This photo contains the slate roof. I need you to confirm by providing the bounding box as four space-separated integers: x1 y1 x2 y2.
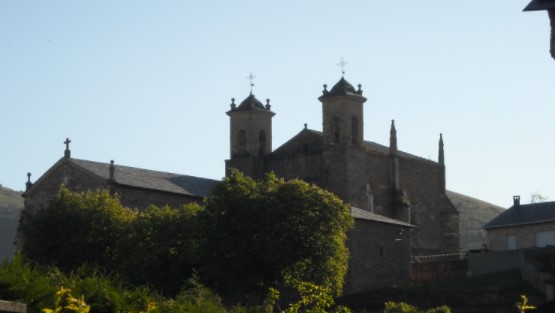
235 93 266 111
319 77 366 100
483 201 555 229
69 158 219 198
350 206 414 227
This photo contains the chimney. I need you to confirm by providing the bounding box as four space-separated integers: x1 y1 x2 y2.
513 195 521 208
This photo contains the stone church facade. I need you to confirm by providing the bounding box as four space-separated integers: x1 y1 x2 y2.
226 76 459 255
21 75 462 295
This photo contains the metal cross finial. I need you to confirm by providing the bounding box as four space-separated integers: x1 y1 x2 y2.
64 138 72 158
246 72 256 93
337 57 348 76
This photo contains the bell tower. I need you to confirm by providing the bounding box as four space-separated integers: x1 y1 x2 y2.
225 92 275 178
318 76 367 146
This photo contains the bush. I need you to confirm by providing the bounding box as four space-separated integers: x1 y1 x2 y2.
202 170 353 298
384 302 451 313
22 186 136 272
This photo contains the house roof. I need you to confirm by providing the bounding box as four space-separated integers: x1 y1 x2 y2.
350 206 414 227
69 158 219 198
483 201 555 229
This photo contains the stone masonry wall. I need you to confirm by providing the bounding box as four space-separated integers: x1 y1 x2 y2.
397 157 459 253
266 153 326 186
265 143 459 254
342 147 392 215
344 219 411 294
24 159 203 215
24 160 107 216
487 222 555 250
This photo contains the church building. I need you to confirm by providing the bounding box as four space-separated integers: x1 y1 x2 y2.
21 74 468 295
226 75 459 255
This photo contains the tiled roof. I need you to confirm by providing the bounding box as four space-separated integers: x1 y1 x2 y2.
69 159 219 198
350 206 414 227
483 201 555 229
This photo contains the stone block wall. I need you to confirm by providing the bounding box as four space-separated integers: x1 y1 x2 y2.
344 219 411 295
486 222 555 250
0 300 26 313
24 160 106 215
397 157 459 253
264 142 460 254
267 154 326 186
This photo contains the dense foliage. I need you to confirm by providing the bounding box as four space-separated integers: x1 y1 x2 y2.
383 302 451 313
22 186 203 296
202 170 353 297
118 204 204 295
0 254 246 313
22 172 353 299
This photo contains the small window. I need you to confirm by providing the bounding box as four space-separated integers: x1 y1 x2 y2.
258 130 266 156
379 246 384 257
536 231 555 248
238 129 247 155
507 235 517 250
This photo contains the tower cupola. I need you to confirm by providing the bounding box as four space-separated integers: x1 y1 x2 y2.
227 92 275 160
319 76 367 146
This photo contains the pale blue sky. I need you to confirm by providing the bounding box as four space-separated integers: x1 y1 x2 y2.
1 1 554 208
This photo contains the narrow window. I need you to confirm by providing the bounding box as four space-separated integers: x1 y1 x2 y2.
351 116 359 145
507 235 517 250
332 117 340 144
238 129 247 155
258 130 266 156
379 246 384 257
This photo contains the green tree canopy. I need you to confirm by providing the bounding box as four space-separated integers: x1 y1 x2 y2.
21 186 203 296
118 203 204 295
201 170 354 297
22 186 136 271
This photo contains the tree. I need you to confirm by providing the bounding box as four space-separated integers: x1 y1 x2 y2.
530 192 548 203
22 186 136 272
118 203 204 295
201 170 354 298
22 186 205 296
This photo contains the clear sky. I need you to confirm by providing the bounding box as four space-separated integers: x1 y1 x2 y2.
1 1 554 208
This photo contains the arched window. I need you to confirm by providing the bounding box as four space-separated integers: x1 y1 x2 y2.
258 130 266 156
332 117 340 144
238 129 247 155
351 116 359 145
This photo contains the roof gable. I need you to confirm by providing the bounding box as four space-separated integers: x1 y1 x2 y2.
270 128 324 158
483 201 555 229
270 128 435 163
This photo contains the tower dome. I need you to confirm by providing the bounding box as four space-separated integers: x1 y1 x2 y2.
319 76 366 146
